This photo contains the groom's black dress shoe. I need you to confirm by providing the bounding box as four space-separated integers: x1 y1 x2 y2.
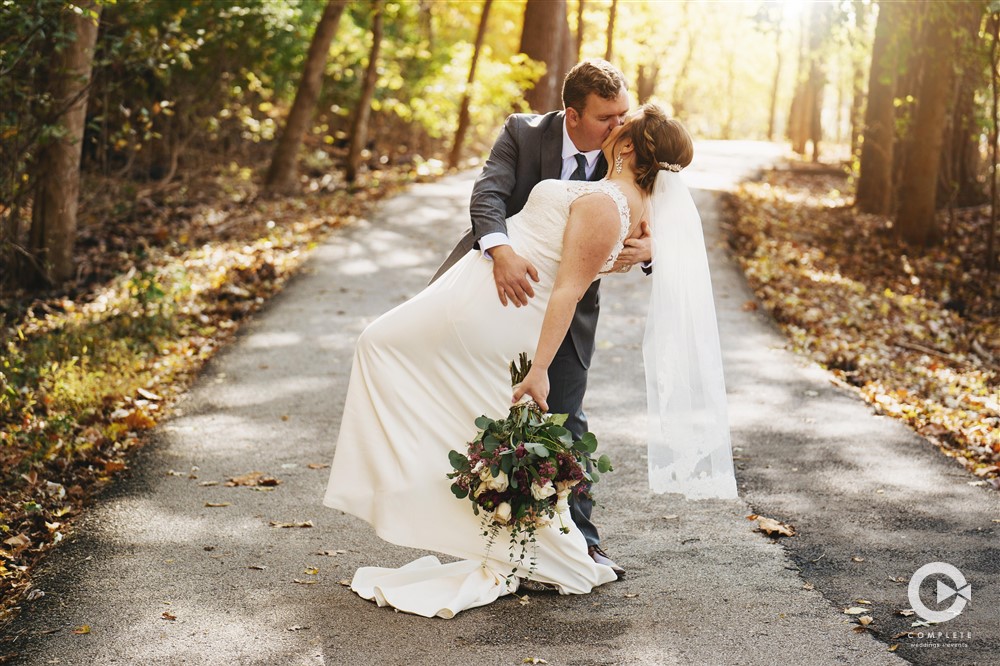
588 545 625 579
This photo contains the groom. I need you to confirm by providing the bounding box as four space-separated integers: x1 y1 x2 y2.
433 59 650 578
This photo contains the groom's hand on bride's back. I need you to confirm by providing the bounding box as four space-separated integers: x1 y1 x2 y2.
489 245 540 307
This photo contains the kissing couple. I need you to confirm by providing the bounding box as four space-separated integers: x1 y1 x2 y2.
323 59 737 618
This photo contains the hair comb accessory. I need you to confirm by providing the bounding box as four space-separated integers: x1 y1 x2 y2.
659 162 682 172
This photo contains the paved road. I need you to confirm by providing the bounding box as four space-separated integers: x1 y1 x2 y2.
5 140 989 665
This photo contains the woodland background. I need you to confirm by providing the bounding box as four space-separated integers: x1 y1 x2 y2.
0 0 997 621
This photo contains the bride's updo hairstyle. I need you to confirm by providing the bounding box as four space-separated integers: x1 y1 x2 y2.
623 104 693 194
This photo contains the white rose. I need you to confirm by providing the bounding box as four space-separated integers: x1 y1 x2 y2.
480 468 509 492
530 480 556 501
555 488 571 514
470 460 485 475
493 502 512 524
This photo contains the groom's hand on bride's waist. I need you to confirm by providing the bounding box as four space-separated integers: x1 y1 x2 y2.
612 221 653 272
488 245 540 307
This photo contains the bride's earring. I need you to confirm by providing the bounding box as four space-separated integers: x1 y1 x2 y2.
614 151 623 174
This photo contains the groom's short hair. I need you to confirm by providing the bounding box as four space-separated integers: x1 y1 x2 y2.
563 59 628 114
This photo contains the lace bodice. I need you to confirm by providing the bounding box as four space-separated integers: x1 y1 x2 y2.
506 179 632 281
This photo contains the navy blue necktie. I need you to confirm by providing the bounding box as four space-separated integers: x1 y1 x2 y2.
569 153 588 181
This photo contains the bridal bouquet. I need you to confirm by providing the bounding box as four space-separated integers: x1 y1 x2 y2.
447 354 612 578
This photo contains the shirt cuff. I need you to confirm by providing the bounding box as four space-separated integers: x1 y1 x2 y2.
479 232 510 259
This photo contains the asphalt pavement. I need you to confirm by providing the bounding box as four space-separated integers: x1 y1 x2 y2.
3 141 995 665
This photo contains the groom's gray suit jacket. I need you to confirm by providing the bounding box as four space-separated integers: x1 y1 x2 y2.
432 111 607 370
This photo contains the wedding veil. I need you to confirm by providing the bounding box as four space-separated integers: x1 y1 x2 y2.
642 171 739 499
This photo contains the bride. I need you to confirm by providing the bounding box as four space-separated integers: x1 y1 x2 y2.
323 103 737 618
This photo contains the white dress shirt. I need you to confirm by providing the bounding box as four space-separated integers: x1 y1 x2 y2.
479 123 600 256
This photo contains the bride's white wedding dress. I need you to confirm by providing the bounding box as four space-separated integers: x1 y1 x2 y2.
323 179 631 618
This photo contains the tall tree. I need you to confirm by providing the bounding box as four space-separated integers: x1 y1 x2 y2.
896 3 966 246
939 4 987 209
345 1 385 183
670 3 696 119
575 0 585 61
521 0 570 112
265 0 348 195
849 0 869 158
25 0 101 287
856 1 900 215
605 0 618 61
636 59 659 104
767 22 783 142
787 3 830 160
449 0 493 169
989 10 999 283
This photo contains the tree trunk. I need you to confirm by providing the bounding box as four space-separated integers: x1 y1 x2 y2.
265 0 347 195
604 0 617 61
575 0 585 61
449 0 493 169
941 4 987 208
345 1 384 183
520 0 570 113
636 61 659 104
805 3 830 161
670 4 695 120
24 0 101 288
856 1 899 215
767 26 782 142
988 12 999 284
849 1 868 157
787 8 810 154
896 4 963 247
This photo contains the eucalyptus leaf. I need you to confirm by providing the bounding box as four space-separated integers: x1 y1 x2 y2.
448 449 470 471
597 454 613 473
474 415 492 429
548 413 569 426
450 483 468 499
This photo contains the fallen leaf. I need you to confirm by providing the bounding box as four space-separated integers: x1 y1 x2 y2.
745 514 759 521
523 659 548 665
161 611 176 621
844 607 868 615
852 556 865 563
802 582 815 591
293 579 318 585
338 579 351 587
72 625 91 635
858 616 873 626
248 565 267 570
137 388 163 401
269 521 313 528
307 463 330 470
227 471 281 487
281 415 290 421
624 593 639 598
897 609 916 617
104 461 126 473
741 300 759 311
303 567 319 575
517 594 530 606
318 549 347 556
204 502 230 508
889 645 899 652
199 481 219 487
287 625 309 631
754 516 795 537
661 514 679 520
855 599 872 605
